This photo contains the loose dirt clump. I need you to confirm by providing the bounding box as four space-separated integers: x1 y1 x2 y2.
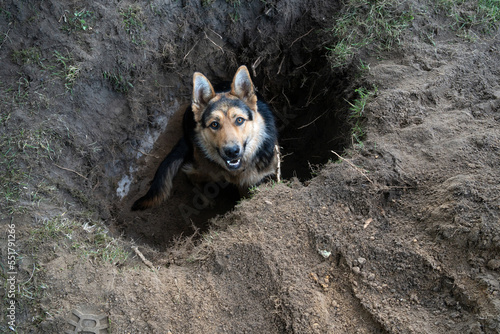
0 0 499 333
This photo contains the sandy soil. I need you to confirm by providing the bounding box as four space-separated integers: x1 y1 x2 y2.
0 0 499 333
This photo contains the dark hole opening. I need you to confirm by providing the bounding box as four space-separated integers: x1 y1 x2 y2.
111 2 357 249
262 51 352 181
113 54 354 250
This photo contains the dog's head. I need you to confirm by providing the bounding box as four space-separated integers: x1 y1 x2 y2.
191 66 264 171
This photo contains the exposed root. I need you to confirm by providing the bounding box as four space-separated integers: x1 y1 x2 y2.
330 150 374 186
132 246 156 271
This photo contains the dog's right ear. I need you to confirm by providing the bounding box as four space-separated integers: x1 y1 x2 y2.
192 72 215 122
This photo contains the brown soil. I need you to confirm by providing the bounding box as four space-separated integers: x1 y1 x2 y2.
1 0 499 333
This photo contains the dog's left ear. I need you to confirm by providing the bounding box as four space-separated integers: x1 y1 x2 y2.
231 65 257 111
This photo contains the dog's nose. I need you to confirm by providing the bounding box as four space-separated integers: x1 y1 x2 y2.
224 145 240 159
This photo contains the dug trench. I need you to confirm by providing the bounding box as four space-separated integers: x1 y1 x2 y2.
112 50 356 250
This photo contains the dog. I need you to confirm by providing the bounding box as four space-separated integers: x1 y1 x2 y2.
131 65 280 211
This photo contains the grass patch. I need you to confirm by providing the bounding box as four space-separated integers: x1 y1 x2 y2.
120 5 145 45
438 0 500 34
103 69 134 93
29 214 130 265
327 0 414 68
61 9 95 33
11 47 82 93
11 76 31 105
15 127 61 161
0 7 13 22
328 0 500 67
12 47 42 66
52 50 80 92
346 86 377 149
0 126 63 215
0 143 29 214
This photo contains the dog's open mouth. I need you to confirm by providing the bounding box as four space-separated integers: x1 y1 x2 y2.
225 158 242 170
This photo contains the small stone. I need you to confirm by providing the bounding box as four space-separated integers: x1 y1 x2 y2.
352 266 361 274
357 257 367 266
487 259 500 270
318 249 332 258
367 273 375 281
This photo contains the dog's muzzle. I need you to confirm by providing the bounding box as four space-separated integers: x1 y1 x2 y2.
222 145 242 170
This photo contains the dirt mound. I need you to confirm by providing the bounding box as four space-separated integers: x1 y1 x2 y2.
0 0 499 333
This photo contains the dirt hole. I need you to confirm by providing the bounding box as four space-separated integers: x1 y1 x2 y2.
114 61 354 249
113 3 356 249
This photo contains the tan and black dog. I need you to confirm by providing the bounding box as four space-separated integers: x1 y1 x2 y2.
132 65 279 211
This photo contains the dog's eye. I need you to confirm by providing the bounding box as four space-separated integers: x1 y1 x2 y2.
209 121 220 130
235 117 245 125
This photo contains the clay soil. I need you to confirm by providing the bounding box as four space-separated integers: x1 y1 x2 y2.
1 0 499 333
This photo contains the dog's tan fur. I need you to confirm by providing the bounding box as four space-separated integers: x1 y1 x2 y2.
184 66 278 192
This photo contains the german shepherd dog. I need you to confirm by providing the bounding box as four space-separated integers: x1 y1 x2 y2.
132 65 280 211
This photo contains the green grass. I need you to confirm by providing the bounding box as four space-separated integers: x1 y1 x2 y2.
12 47 42 66
10 47 81 93
0 7 13 21
0 146 29 214
12 76 31 105
72 225 130 265
328 0 500 68
0 126 63 215
346 86 377 149
120 6 145 45
327 0 414 69
52 50 80 92
437 0 500 34
103 69 134 93
61 9 95 33
30 214 130 265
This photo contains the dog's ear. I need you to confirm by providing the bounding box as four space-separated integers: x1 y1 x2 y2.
230 65 257 110
192 72 215 122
